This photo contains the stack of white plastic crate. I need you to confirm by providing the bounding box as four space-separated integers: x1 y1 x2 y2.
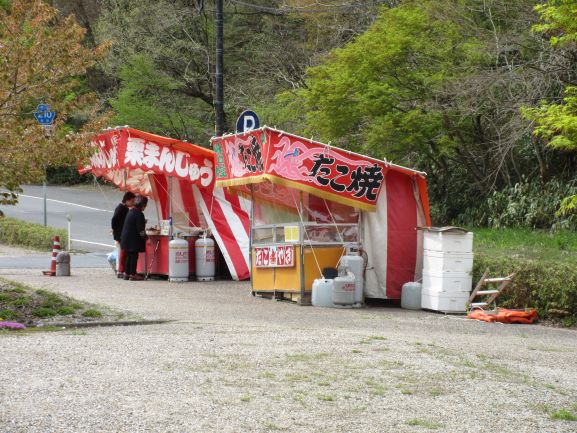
421 229 474 313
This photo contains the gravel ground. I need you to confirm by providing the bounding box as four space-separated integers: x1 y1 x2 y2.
1 264 576 433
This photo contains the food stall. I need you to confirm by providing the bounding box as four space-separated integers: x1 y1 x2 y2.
211 127 431 302
82 127 217 278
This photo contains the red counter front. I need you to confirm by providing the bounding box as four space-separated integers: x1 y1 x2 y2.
137 235 197 276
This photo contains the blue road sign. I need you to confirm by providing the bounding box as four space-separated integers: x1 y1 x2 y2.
34 104 56 126
236 110 260 133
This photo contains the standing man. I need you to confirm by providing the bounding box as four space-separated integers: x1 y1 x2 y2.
120 195 148 281
111 191 135 278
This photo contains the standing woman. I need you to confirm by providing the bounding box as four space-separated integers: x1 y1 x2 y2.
111 192 135 278
120 195 148 281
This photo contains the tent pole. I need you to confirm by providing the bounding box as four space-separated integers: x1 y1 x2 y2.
169 176 173 239
299 191 305 302
249 184 254 292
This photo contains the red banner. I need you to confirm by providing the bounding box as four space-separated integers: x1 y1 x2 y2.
85 128 215 189
212 128 387 211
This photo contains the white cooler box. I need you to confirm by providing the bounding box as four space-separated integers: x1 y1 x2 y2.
423 250 474 273
423 270 472 293
421 288 469 313
424 231 473 253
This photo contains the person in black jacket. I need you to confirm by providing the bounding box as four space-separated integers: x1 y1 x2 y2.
120 195 148 281
111 192 135 278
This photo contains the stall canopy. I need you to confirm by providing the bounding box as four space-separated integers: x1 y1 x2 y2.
81 127 251 280
212 127 431 299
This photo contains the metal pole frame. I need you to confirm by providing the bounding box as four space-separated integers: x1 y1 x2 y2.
299 191 305 302
249 184 254 293
215 0 225 136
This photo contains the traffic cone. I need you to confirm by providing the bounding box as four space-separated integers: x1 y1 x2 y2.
42 236 61 276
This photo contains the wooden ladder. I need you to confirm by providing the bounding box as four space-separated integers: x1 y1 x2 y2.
468 269 515 312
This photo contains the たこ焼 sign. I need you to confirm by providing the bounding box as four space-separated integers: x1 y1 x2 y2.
211 127 388 211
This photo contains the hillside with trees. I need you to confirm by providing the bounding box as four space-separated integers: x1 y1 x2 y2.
4 0 577 229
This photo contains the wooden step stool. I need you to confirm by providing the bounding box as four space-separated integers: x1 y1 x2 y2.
468 269 515 312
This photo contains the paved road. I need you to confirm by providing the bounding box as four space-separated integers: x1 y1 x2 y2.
0 184 158 253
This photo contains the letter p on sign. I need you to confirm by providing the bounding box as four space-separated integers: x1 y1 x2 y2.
236 110 260 133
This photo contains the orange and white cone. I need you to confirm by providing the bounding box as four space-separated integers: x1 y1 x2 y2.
42 236 61 276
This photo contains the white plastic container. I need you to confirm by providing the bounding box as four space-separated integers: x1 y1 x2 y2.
422 270 472 293
421 288 469 313
339 255 364 304
169 238 189 282
424 231 473 253
196 236 216 281
401 282 422 310
423 250 473 273
312 279 335 308
332 273 356 305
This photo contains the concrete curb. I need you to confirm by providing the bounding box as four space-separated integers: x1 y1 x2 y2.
36 319 174 329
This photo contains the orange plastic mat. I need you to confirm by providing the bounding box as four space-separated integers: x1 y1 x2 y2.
467 308 538 324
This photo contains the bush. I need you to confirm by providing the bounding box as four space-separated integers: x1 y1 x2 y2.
473 254 577 325
0 217 67 251
46 166 92 185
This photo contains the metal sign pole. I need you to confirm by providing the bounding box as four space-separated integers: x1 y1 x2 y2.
43 175 47 227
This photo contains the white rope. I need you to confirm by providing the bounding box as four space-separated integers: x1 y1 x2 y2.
322 198 347 269
291 192 323 278
152 176 199 228
91 174 115 212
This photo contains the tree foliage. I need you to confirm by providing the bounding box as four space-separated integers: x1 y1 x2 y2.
523 0 577 151
0 0 108 204
267 0 577 225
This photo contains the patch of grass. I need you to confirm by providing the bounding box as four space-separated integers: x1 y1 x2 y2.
379 359 403 370
10 296 32 308
285 352 328 362
82 309 102 318
0 309 21 320
259 371 276 380
67 330 89 336
528 345 568 353
1 278 109 326
317 394 334 402
550 409 577 421
365 380 387 397
406 419 442 429
240 395 251 402
284 373 310 384
359 335 387 345
428 387 445 397
473 227 577 263
263 421 285 431
56 306 75 316
32 307 57 318
6 287 26 294
352 349 362 353
400 388 414 395
0 217 68 251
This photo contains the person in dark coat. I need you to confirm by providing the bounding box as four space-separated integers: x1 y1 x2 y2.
111 192 135 278
120 195 148 281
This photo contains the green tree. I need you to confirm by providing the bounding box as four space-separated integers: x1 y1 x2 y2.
523 0 577 151
523 0 577 215
0 0 108 205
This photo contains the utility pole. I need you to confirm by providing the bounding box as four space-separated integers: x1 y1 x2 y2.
215 0 225 136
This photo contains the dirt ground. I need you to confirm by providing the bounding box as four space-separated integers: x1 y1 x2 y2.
1 264 576 433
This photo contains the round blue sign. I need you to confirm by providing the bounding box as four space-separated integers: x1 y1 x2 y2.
236 110 260 133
